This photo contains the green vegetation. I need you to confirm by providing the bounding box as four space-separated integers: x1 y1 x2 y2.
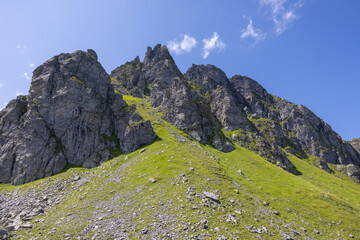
70 76 85 86
2 95 360 239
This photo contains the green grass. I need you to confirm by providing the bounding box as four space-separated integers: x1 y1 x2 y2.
2 95 360 239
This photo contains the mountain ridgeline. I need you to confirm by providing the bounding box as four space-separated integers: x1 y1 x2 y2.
1 44 360 185
110 44 360 182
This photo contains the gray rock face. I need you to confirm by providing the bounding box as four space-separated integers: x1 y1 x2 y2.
347 165 360 183
0 228 7 239
0 49 156 185
110 45 232 151
349 138 360 153
110 44 360 180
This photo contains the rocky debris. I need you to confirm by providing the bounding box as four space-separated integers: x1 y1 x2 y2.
0 175 85 236
203 191 220 203
0 49 156 185
0 228 8 239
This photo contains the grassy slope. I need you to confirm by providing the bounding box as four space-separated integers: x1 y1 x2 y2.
2 95 360 239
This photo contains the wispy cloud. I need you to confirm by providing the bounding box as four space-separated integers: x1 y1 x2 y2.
16 44 28 53
0 82 3 89
16 44 27 49
168 34 197 55
29 63 35 68
202 32 226 59
241 18 267 45
16 91 23 96
259 0 303 35
24 72 31 80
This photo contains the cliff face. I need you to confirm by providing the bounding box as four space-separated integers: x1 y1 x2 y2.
349 138 360 153
1 44 360 185
0 50 156 185
111 44 360 180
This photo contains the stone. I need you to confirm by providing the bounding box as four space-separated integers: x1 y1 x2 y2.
203 191 220 203
237 170 245 176
19 224 32 229
149 178 157 183
0 228 8 240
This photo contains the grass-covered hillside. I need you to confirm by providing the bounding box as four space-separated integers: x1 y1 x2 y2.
1 95 360 240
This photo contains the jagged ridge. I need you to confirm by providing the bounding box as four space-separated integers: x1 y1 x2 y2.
110 44 360 181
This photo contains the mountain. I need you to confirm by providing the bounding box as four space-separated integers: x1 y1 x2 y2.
110 44 360 181
0 50 155 185
0 45 360 239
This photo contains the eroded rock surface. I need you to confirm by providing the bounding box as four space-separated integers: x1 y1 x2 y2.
0 49 156 185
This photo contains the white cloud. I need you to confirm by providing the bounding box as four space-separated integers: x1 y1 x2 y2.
241 19 267 44
259 0 303 35
168 34 197 55
24 72 31 80
202 32 226 59
16 44 27 49
0 82 3 89
16 91 23 96
29 63 35 68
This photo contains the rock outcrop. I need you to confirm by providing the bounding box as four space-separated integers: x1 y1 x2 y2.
111 44 233 151
111 44 360 180
349 138 360 153
0 50 156 185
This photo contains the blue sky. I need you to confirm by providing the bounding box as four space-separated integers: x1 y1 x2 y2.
0 0 359 140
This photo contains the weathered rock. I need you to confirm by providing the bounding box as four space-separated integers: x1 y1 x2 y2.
111 46 238 152
349 138 360 153
347 165 360 183
203 191 219 203
0 228 8 239
0 49 156 185
184 64 254 132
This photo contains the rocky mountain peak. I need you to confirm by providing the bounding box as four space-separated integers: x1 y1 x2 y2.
0 49 156 185
229 75 273 104
144 44 172 65
185 64 232 91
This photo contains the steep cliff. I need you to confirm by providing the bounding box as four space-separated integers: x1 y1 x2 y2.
0 50 156 185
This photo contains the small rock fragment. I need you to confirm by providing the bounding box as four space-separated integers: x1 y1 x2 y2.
149 178 157 183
